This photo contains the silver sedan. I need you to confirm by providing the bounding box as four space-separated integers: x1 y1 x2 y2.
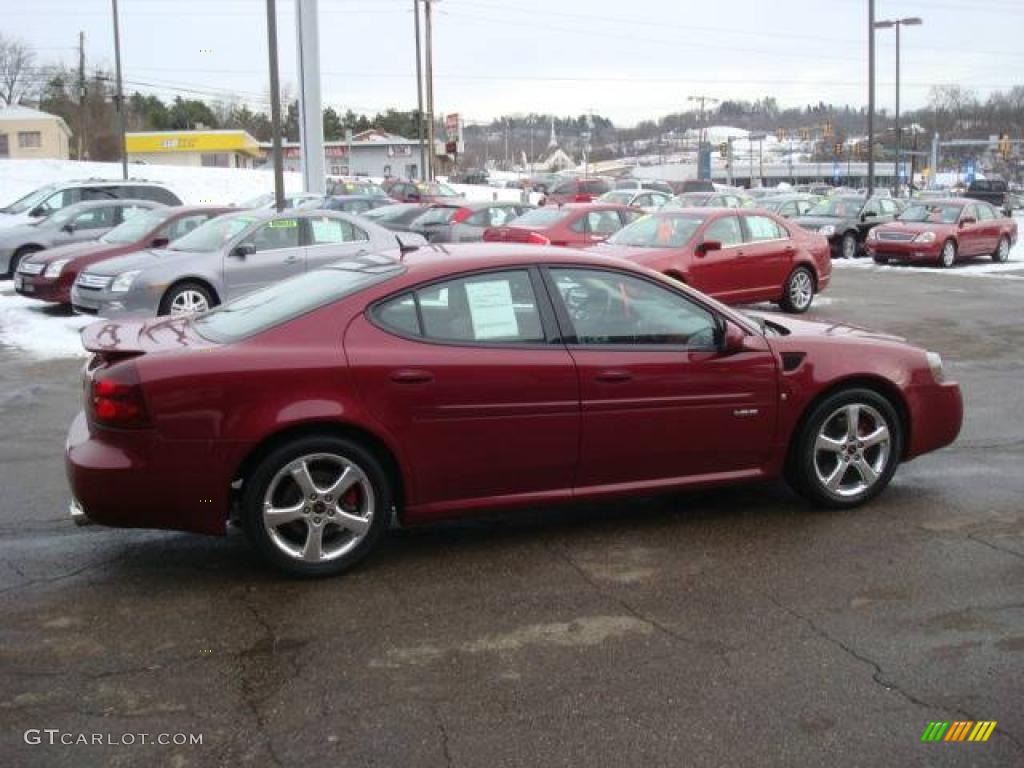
71 208 424 317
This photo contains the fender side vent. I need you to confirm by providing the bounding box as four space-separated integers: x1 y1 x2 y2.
781 352 806 372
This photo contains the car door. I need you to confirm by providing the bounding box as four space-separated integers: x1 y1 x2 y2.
738 214 794 301
957 204 985 256
545 266 778 489
857 199 884 239
222 216 304 299
973 203 1000 253
685 213 747 301
345 268 579 512
304 214 370 268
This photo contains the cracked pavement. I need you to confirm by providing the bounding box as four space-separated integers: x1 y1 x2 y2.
1 266 1023 767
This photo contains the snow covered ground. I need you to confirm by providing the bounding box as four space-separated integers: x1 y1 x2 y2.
0 288 93 359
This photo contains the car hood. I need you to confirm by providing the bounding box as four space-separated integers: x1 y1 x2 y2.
81 315 216 356
22 240 123 266
84 247 209 276
0 211 32 229
793 215 851 230
747 311 906 344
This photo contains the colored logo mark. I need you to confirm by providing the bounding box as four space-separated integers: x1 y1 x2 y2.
921 721 997 742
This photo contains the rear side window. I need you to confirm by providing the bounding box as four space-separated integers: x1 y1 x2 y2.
308 215 367 245
743 215 786 242
582 180 610 195
375 270 545 344
975 204 996 221
81 186 119 202
133 185 181 205
162 213 214 241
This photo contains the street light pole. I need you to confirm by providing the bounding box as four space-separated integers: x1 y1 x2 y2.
111 0 127 180
867 0 876 198
873 16 923 197
266 0 286 211
413 0 426 181
423 0 436 180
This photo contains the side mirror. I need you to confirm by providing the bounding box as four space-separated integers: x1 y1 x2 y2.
29 207 46 218
861 211 876 221
960 216 976 227
695 239 722 257
719 321 747 354
150 236 170 248
232 242 256 258
61 222 75 233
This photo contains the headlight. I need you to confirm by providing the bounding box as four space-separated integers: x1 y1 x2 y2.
44 259 70 278
110 270 141 293
867 228 878 240
926 351 945 383
819 224 836 237
913 231 936 244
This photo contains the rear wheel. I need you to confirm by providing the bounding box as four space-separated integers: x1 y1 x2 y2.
992 235 1010 263
242 435 392 577
840 232 858 259
779 266 815 313
158 281 215 316
787 388 903 509
939 239 957 268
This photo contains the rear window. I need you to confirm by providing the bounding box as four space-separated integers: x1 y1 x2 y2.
511 208 571 227
193 255 403 342
581 179 610 194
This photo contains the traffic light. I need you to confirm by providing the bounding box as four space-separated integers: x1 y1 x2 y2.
719 142 729 158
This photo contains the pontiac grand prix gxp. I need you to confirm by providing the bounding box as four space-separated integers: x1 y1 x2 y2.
67 245 963 577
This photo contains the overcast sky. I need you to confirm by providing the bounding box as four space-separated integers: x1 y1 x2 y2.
7 0 1024 126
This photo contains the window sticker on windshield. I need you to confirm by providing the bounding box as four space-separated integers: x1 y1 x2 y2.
268 218 298 228
465 280 519 340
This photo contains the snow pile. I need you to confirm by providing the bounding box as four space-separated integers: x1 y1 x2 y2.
0 288 92 359
0 158 305 208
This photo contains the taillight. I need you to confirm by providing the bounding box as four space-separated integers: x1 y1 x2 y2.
483 228 500 242
88 363 150 428
450 207 472 224
527 231 551 245
573 194 591 202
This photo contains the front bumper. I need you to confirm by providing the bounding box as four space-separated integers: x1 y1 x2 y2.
14 272 72 303
70 283 152 318
866 240 943 262
904 381 963 460
65 411 230 535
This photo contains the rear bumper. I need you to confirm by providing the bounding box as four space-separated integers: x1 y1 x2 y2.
65 411 230 535
904 381 963 460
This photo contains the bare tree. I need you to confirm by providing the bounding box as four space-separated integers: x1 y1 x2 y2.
0 34 35 106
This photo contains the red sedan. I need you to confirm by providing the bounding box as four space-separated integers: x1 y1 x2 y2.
67 246 962 577
596 208 832 313
483 203 640 247
14 206 235 305
866 198 1017 267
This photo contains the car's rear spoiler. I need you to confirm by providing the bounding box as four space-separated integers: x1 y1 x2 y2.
394 232 423 255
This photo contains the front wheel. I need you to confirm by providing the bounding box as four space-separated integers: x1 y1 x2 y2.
779 266 815 313
158 281 215 316
992 236 1010 263
787 388 903 509
241 436 392 577
939 239 957 268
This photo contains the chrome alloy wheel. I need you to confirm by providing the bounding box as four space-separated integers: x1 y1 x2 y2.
940 240 956 268
262 453 375 563
169 289 210 314
788 270 814 311
813 403 891 498
842 234 857 259
996 237 1010 262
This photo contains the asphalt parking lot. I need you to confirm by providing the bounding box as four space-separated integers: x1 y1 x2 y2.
1 261 1023 767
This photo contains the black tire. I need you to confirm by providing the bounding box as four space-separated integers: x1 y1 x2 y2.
779 266 815 314
786 387 903 509
241 435 392 577
872 253 889 265
840 232 858 259
992 235 1010 263
5 245 42 279
158 281 216 316
939 239 957 269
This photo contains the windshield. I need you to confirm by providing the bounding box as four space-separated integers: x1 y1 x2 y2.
510 208 570 227
608 214 703 248
807 198 861 217
100 208 166 244
413 206 461 226
599 191 636 205
898 203 963 224
169 215 258 252
2 185 57 214
192 255 403 342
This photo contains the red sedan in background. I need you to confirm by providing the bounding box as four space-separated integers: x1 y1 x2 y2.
67 246 961 577
596 208 832 313
483 203 641 247
866 199 1017 267
15 205 235 305
539 177 612 205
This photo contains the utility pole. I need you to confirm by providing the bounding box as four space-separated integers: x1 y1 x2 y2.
413 0 425 181
111 0 128 179
266 0 286 211
77 31 86 161
295 0 325 194
867 0 876 197
873 16 923 197
423 0 436 180
688 94 719 180
504 118 509 170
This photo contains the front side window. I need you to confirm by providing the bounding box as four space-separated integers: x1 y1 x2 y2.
100 207 169 244
587 210 624 236
743 215 786 242
703 215 744 247
975 204 996 221
898 204 961 224
550 268 717 349
252 218 301 251
376 270 545 344
170 215 258 252
71 206 117 230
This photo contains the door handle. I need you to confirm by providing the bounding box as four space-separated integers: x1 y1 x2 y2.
595 369 633 383
389 369 434 384
284 255 300 264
